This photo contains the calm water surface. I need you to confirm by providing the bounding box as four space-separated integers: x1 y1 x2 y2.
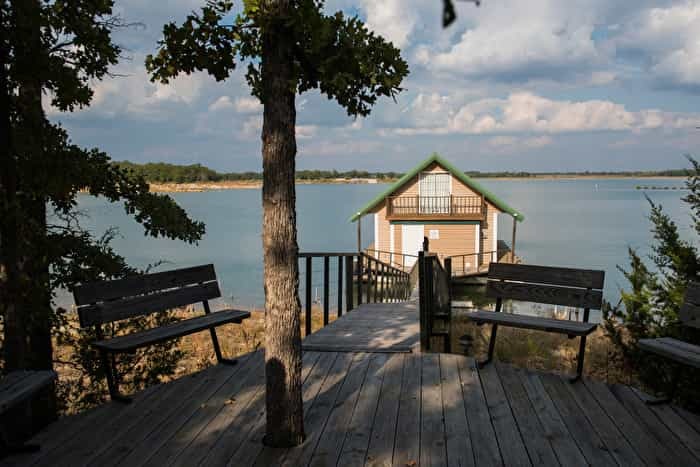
60 178 692 310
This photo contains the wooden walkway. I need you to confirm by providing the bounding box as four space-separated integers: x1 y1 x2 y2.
5 350 700 466
302 301 419 353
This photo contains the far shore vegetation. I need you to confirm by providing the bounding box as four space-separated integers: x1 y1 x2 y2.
115 160 690 191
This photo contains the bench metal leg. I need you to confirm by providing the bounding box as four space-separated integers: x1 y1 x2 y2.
569 335 587 383
479 324 498 369
643 364 681 405
208 327 238 366
100 350 132 403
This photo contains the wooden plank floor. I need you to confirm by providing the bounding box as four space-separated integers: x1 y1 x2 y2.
6 351 700 466
302 301 419 353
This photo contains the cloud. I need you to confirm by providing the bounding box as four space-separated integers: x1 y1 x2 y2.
234 97 263 113
488 135 553 149
209 96 235 111
295 125 318 139
359 0 418 48
412 0 605 82
614 2 700 91
392 91 700 135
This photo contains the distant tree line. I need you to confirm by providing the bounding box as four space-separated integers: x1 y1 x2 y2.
114 161 689 184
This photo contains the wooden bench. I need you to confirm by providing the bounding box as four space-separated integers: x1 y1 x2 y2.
0 370 56 454
73 264 250 402
638 282 700 403
465 263 605 382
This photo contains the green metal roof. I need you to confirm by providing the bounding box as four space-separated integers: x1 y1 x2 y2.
349 153 524 222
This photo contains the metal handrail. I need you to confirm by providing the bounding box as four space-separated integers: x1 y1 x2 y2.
363 248 418 271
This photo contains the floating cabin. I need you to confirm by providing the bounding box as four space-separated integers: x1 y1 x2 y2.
350 153 524 276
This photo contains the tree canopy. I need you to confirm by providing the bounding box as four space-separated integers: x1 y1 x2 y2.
146 0 408 115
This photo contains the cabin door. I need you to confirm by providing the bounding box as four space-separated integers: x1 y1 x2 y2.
401 224 424 268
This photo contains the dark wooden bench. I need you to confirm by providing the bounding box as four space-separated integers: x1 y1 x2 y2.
465 263 605 382
73 264 250 402
638 282 700 403
0 370 56 454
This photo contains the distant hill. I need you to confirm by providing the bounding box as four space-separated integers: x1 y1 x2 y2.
113 161 688 184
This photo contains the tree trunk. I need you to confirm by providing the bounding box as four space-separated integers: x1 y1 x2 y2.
260 0 304 448
0 0 27 370
5 0 56 423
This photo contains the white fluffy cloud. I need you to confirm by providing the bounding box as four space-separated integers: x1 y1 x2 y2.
234 97 263 113
614 2 700 89
392 91 700 135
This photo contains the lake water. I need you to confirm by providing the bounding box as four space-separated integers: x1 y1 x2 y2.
59 178 692 312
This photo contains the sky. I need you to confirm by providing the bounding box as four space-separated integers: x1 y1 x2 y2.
49 0 700 173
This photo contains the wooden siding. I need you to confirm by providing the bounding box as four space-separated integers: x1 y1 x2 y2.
374 205 391 257
422 223 477 258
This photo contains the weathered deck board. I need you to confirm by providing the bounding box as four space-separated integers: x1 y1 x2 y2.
6 304 700 467
539 373 618 467
496 363 559 466
439 354 474 467
302 301 419 353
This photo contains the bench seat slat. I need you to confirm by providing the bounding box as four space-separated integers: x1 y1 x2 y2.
93 309 250 352
0 370 57 415
638 338 700 369
465 310 597 336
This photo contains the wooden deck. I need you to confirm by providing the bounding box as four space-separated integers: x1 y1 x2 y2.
6 353 700 466
4 302 700 466
302 301 419 353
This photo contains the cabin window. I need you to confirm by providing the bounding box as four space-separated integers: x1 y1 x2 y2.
419 172 450 214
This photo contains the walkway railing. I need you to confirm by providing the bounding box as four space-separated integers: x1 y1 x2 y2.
418 252 452 353
446 248 513 277
363 248 418 272
297 252 412 336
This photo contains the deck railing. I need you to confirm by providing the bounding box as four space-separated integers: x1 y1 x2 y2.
386 195 485 220
445 248 513 277
418 252 452 352
363 248 418 272
297 252 411 336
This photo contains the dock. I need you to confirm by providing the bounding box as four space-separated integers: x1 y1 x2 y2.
4 301 700 466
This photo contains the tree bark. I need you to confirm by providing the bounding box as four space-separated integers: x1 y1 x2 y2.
0 0 27 370
260 0 304 448
4 0 56 423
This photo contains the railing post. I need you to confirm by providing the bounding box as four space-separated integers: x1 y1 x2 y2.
345 255 353 313
379 264 385 303
357 254 363 306
373 260 379 303
418 251 428 351
323 256 329 326
444 257 452 353
337 256 343 318
305 256 312 336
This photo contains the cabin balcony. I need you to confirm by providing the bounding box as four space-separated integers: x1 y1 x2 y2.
386 195 486 221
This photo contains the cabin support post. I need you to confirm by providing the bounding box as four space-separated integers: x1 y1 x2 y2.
356 216 362 253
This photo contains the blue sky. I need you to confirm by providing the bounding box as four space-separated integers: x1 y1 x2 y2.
49 0 700 172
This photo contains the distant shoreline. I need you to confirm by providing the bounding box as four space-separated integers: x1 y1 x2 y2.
148 175 685 192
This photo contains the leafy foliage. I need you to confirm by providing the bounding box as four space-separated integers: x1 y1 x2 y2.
146 0 409 117
1 0 204 410
604 157 700 408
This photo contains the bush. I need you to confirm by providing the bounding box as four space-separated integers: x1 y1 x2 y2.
603 157 700 410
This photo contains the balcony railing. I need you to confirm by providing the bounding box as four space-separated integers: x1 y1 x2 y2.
386 195 485 220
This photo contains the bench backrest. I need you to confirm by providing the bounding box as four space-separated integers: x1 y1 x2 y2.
680 282 700 328
486 263 605 318
74 264 221 327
